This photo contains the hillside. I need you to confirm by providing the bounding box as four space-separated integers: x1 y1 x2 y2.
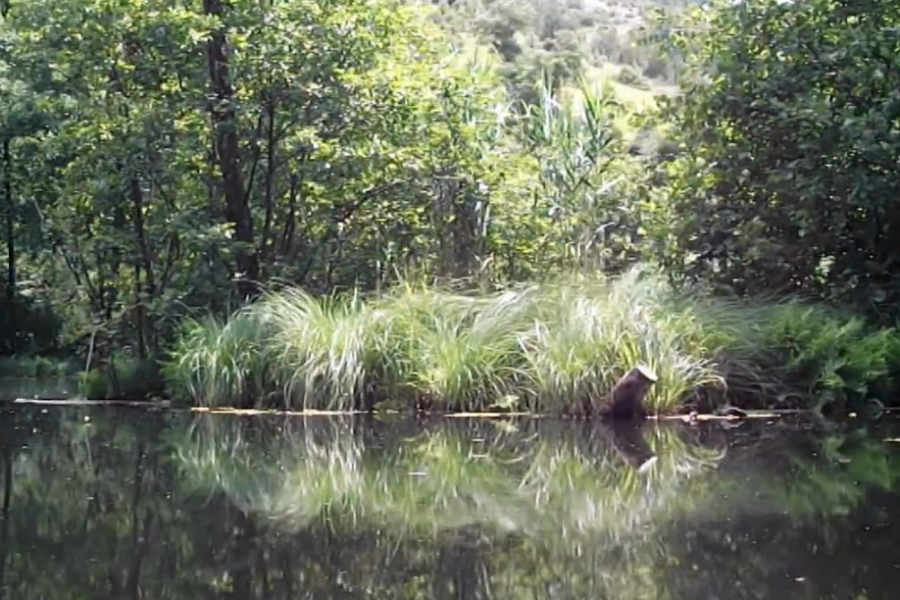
423 0 697 112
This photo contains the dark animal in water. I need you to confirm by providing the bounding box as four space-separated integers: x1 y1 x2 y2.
598 365 658 420
564 364 658 420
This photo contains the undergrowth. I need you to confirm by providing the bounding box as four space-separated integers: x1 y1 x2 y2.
0 356 76 378
162 266 900 413
78 353 165 400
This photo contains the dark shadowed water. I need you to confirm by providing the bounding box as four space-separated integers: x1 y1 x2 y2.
2 389 900 599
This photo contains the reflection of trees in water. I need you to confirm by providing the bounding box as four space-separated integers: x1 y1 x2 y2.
0 417 13 595
638 420 900 600
656 482 900 600
0 408 899 600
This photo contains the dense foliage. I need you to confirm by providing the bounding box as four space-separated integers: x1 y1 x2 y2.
650 0 900 315
0 0 647 357
2 0 900 408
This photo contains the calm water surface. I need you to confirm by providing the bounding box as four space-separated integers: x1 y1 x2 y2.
1 399 900 599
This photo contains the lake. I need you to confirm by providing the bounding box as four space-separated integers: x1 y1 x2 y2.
1 399 900 599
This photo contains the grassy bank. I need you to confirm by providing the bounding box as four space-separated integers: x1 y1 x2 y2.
164 267 900 413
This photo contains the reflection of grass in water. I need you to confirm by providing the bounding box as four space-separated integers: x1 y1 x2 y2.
174 418 725 541
171 418 728 600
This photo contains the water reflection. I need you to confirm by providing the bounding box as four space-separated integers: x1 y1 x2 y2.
1 406 900 600
175 417 725 539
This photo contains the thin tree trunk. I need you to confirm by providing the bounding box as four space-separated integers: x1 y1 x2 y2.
260 100 277 273
204 0 259 299
3 138 13 303
128 176 156 357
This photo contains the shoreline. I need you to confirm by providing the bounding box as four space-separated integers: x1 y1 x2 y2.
6 397 855 423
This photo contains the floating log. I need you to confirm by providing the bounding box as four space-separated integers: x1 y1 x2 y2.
597 364 658 420
13 398 166 407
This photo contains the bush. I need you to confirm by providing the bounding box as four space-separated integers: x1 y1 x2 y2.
78 354 165 400
0 291 64 356
654 0 900 316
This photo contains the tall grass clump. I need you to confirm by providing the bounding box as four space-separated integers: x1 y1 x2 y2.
370 284 538 409
518 269 723 410
163 311 277 407
251 289 379 410
164 265 900 412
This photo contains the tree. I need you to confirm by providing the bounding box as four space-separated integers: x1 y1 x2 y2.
653 0 900 317
0 0 597 369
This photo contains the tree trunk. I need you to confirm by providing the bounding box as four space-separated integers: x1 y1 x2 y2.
128 176 157 358
204 0 259 299
3 138 13 303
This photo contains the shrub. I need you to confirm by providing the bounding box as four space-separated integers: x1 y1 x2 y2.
0 356 75 378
